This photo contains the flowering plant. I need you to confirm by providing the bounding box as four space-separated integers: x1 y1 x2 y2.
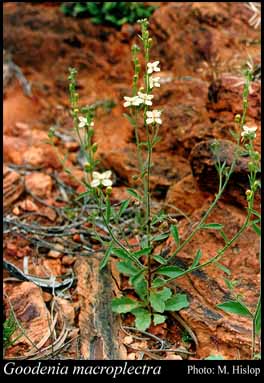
50 19 260 359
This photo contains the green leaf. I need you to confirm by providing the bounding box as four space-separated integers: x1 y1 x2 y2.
165 294 189 311
153 255 167 265
118 200 130 219
152 232 169 242
219 230 228 243
216 262 231 275
127 188 143 202
170 224 180 245
153 314 166 326
254 301 261 336
117 261 139 276
112 297 142 314
132 308 151 331
151 211 167 225
252 223 261 236
217 301 252 317
205 354 224 360
152 277 166 288
223 278 234 291
131 272 148 301
100 242 113 270
133 248 151 258
201 223 224 230
111 247 131 261
150 288 172 313
191 249 202 268
157 266 184 279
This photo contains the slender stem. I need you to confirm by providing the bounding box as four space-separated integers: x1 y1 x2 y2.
156 202 253 287
96 191 143 268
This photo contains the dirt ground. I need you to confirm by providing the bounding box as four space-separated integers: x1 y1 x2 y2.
3 2 261 360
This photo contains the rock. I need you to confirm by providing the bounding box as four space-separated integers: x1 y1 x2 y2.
17 198 38 212
62 255 76 267
166 174 210 216
189 139 261 208
54 297 75 326
167 200 260 359
150 3 260 76
25 172 53 198
99 145 191 195
123 335 134 345
48 250 63 259
3 165 24 211
42 259 62 276
4 282 51 356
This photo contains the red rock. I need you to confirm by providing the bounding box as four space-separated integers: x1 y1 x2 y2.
25 172 53 198
166 174 209 215
4 282 51 356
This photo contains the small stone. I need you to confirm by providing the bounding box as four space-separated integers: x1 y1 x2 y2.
25 172 53 198
127 353 136 360
48 250 63 259
12 206 20 215
62 255 76 266
42 291 53 302
123 335 134 345
165 354 183 360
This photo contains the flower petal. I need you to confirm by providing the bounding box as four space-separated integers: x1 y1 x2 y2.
92 171 101 180
102 179 113 187
91 179 101 188
102 170 112 179
146 118 153 124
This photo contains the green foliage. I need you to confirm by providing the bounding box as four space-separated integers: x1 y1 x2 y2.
3 311 21 350
217 300 253 318
60 2 156 28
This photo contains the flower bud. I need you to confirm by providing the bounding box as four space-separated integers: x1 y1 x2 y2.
245 189 253 200
84 162 91 172
106 186 112 195
92 143 98 153
234 114 241 123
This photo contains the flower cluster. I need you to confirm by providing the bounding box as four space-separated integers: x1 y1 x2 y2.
241 125 257 139
123 61 162 124
91 171 112 188
78 116 94 128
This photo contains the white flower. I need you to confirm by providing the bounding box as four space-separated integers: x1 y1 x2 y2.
78 116 94 128
123 96 142 108
147 61 160 74
137 91 154 106
241 125 257 139
91 170 113 188
146 110 162 125
149 76 161 89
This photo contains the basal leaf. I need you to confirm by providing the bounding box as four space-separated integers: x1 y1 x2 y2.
150 287 172 313
132 308 151 331
165 294 189 312
153 313 166 326
112 297 142 314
